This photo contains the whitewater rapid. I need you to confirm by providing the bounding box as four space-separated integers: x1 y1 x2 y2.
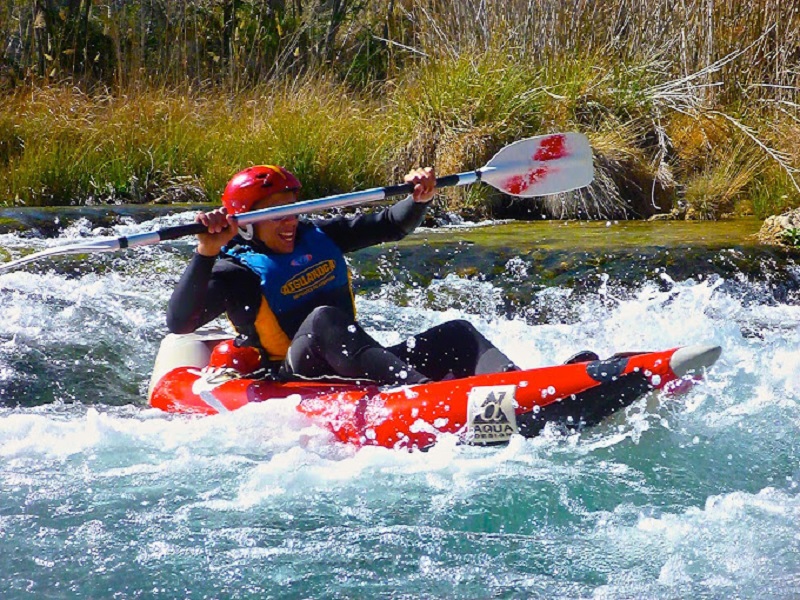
1 215 798 598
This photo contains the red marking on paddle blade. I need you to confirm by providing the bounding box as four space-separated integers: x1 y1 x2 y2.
506 175 526 195
504 167 549 195
533 134 567 161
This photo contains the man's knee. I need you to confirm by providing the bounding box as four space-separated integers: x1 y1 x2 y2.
307 305 352 330
441 319 480 338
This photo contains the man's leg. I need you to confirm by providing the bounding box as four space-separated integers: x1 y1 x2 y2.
285 306 429 385
387 319 518 381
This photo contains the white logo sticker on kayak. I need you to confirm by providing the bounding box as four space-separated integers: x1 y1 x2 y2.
188 367 241 413
466 385 518 445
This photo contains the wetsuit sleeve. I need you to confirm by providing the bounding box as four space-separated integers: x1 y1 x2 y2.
312 195 430 253
166 253 261 334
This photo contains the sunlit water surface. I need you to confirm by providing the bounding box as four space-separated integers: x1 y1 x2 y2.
1 215 798 599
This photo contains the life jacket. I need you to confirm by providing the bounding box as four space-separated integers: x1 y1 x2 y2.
222 222 355 361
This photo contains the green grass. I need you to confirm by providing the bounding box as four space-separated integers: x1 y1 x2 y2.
0 48 797 220
0 83 389 207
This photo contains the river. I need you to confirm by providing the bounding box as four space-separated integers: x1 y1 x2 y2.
0 209 798 598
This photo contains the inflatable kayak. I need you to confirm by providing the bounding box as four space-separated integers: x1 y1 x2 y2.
148 331 721 450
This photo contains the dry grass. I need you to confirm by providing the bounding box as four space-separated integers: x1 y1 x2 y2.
0 81 388 206
0 0 798 218
682 137 767 219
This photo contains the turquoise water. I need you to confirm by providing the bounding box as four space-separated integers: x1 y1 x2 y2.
1 214 799 598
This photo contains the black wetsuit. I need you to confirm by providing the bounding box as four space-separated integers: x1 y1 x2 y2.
167 197 517 385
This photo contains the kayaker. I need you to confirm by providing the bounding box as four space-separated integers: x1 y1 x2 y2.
166 164 520 385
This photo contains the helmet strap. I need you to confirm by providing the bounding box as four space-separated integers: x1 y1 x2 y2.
238 224 254 240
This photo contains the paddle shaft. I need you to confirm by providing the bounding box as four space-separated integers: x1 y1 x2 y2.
116 172 473 248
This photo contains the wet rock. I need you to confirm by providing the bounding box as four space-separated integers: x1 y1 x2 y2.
757 208 800 246
648 213 672 221
0 204 214 235
151 179 209 204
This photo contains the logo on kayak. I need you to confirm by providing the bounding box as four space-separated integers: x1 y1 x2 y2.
290 254 313 267
188 367 242 413
281 259 336 298
465 384 518 445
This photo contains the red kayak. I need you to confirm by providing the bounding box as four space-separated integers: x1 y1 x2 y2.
148 331 721 450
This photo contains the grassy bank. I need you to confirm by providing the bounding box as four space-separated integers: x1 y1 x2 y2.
2 67 797 220
0 80 387 207
1 1 798 220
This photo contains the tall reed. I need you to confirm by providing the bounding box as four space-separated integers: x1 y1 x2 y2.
2 1 796 99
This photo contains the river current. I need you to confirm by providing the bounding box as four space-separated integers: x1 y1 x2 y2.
0 211 798 599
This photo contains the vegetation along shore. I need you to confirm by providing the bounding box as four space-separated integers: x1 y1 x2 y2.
0 0 798 230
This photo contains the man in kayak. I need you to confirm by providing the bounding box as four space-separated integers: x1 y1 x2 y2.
166 164 520 385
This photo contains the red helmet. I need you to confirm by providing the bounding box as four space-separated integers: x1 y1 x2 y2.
221 165 301 214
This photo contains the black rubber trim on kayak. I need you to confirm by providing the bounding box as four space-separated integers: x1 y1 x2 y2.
119 237 129 249
516 372 652 437
586 356 629 383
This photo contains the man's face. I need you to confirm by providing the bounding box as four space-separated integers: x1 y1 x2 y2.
251 191 299 253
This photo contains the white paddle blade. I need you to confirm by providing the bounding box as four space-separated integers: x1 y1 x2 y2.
481 132 594 197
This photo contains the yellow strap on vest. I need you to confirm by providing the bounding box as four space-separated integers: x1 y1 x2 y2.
253 299 292 360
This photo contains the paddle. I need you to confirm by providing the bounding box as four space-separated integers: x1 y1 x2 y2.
0 132 593 272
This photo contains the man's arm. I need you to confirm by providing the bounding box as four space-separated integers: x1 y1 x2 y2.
166 255 260 334
166 254 222 333
316 166 436 253
312 195 430 253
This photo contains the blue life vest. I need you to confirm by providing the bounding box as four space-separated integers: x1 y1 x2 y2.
222 223 355 360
